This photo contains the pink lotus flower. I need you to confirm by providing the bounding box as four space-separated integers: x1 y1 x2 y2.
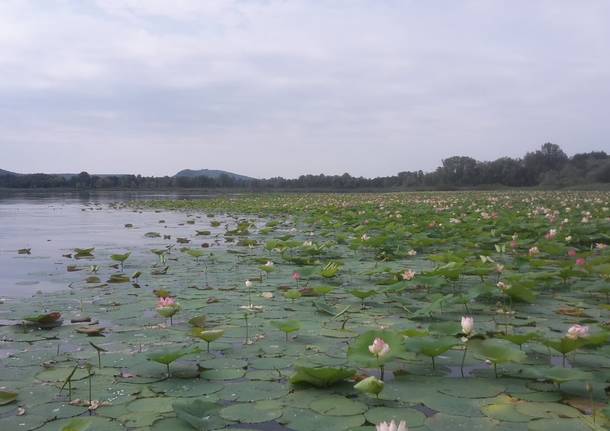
402 270 416 281
292 272 301 281
545 229 557 240
461 316 474 336
575 258 586 266
567 249 577 257
376 420 408 431
566 324 589 340
156 297 176 309
528 246 539 256
368 337 391 358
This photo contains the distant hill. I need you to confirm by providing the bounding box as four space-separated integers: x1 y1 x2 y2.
174 169 254 181
0 168 17 175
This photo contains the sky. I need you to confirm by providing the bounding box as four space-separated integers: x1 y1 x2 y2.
1 0 609 179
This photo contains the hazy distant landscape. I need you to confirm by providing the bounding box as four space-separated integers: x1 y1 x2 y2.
2 143 609 191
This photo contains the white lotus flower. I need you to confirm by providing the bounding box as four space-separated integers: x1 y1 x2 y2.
376 420 408 431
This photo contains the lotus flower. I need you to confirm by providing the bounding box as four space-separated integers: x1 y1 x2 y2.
369 337 390 358
262 292 273 299
461 316 474 336
156 297 176 309
566 324 589 340
567 249 577 257
402 270 416 281
497 281 509 291
545 229 557 240
528 246 539 256
264 261 274 267
361 234 370 241
292 272 301 281
376 420 408 431
575 258 586 266
595 243 608 249
407 249 417 256
245 279 253 288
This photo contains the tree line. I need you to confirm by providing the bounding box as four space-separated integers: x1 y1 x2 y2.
1 143 609 190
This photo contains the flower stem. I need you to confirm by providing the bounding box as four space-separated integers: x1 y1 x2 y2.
460 345 468 377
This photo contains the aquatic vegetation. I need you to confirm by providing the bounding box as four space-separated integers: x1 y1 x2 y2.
191 328 224 352
110 251 131 271
0 390 17 405
290 366 356 388
156 296 181 325
354 375 385 397
376 420 408 431
271 319 301 342
2 191 610 430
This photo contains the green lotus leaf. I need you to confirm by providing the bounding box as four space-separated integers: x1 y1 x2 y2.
471 339 527 364
312 300 336 315
61 419 91 431
312 286 334 296
504 284 536 303
107 274 131 283
23 312 62 324
354 376 384 396
157 305 181 318
0 390 17 406
535 366 593 384
542 337 586 355
428 321 461 336
148 347 200 365
110 252 131 262
320 261 341 278
497 332 540 347
271 319 301 334
284 290 302 301
191 328 224 343
173 399 226 430
185 249 205 259
348 289 377 300
404 336 457 358
188 315 207 328
290 366 356 388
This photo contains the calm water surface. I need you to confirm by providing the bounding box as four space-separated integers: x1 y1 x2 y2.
0 191 219 297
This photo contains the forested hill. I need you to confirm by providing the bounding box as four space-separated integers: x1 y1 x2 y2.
1 143 609 190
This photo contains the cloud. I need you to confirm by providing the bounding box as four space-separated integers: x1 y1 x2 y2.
1 0 609 177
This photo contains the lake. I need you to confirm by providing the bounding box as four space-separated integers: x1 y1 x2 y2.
0 191 224 297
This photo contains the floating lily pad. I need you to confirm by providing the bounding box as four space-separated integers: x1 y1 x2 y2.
220 400 283 423
310 395 367 416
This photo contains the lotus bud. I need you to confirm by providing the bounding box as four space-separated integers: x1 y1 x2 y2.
354 375 384 396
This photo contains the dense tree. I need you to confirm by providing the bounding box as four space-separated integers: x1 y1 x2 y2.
1 143 608 190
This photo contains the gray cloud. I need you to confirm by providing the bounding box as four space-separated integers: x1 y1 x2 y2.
1 0 609 178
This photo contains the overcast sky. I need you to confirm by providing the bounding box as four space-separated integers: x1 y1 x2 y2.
1 0 609 178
